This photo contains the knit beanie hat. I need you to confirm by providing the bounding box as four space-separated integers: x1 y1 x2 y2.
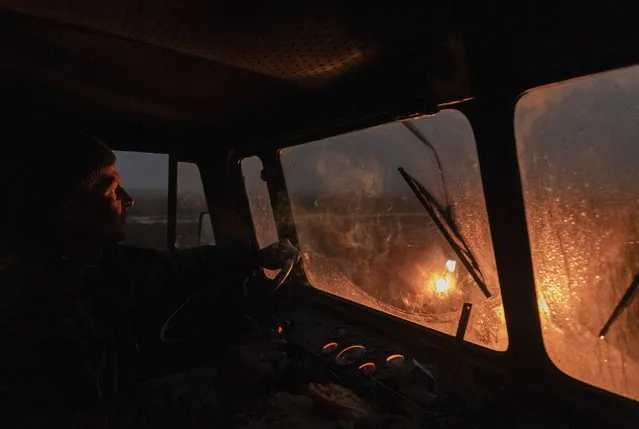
1 128 117 231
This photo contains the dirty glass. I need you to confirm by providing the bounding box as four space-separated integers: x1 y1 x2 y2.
280 110 507 350
515 64 639 400
242 156 280 279
241 156 279 249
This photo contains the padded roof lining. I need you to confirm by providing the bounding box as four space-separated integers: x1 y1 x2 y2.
1 1 639 154
0 1 471 153
1 12 291 124
0 1 371 83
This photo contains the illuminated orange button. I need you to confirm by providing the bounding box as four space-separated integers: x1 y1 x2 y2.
358 362 376 375
386 354 405 367
321 342 339 354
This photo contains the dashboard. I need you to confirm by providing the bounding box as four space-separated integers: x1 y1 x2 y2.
270 304 445 423
155 282 636 428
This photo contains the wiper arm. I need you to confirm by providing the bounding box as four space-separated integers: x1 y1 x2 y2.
599 271 639 338
402 120 450 208
398 167 492 298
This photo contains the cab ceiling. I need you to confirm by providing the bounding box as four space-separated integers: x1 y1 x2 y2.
1 1 638 154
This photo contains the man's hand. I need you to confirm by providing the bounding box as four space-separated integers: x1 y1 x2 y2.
256 239 299 270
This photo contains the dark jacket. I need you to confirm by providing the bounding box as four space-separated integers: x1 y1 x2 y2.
0 242 256 426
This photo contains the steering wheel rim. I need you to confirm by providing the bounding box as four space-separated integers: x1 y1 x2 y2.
270 247 300 292
160 248 300 343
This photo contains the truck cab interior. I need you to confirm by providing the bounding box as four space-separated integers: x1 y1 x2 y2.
2 1 639 427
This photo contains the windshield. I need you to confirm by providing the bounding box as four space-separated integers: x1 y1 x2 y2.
515 64 639 400
280 110 507 350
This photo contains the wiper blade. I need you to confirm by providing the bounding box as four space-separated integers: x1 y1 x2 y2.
599 271 639 338
398 167 491 298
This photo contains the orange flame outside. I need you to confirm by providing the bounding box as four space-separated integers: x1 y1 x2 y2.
428 259 457 295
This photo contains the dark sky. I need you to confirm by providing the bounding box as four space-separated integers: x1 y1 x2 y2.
115 151 169 190
115 64 639 200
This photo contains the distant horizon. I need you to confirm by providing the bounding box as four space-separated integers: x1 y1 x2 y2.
128 186 639 202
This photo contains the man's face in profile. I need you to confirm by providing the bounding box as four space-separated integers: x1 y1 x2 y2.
92 166 135 243
62 166 135 245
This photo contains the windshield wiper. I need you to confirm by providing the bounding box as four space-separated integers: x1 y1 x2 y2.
398 167 491 298
599 272 639 338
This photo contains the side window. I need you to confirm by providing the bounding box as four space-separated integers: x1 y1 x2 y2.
515 64 639 400
115 151 169 250
176 161 214 248
241 156 279 249
241 156 280 279
114 151 212 249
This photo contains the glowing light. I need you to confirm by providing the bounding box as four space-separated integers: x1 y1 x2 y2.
386 354 404 362
358 362 376 374
494 304 506 325
434 277 451 293
386 354 405 366
277 326 284 335
538 294 550 316
445 259 457 273
321 342 339 354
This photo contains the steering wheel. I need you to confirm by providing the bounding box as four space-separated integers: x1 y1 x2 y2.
261 247 300 293
160 246 300 343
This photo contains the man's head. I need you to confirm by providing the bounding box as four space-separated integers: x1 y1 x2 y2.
3 129 134 247
57 159 135 246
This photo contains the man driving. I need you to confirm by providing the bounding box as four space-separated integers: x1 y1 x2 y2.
0 128 295 427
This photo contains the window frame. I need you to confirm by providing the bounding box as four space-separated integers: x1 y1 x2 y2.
273 111 507 350
244 114 511 361
116 61 639 411
240 92 639 410
511 66 639 404
194 150 259 254
114 150 219 251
